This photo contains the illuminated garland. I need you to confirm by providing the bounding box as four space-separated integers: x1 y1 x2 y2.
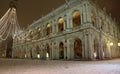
0 8 20 40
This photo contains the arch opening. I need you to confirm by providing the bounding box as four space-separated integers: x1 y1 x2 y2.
72 10 81 27
46 44 50 59
58 18 64 32
74 38 82 59
59 42 64 59
46 23 51 35
36 45 40 59
94 39 99 59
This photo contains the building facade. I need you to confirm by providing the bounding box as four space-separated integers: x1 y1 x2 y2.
12 0 120 60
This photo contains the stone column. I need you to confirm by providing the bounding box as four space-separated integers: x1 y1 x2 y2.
66 39 71 60
32 46 36 59
84 31 89 59
66 12 72 29
80 7 83 25
55 20 58 33
82 4 87 23
87 30 94 60
50 45 52 60
70 39 74 60
42 45 46 59
63 19 66 31
41 25 44 37
51 41 54 60
12 47 14 58
52 21 55 34
56 43 59 59
107 41 112 59
40 46 44 59
54 44 57 59
103 17 106 32
64 40 67 60
85 2 91 23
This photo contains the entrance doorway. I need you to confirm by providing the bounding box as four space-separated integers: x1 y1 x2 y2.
74 38 82 59
46 44 50 59
94 39 99 59
59 42 64 59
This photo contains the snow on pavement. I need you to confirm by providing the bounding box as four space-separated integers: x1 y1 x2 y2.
0 59 120 74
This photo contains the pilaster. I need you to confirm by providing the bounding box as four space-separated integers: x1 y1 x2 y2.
84 30 89 59
82 3 87 23
87 30 94 60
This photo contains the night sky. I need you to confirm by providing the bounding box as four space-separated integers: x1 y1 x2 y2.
0 0 120 29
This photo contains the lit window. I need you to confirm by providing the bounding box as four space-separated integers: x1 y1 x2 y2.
72 10 81 27
58 18 64 32
46 23 51 35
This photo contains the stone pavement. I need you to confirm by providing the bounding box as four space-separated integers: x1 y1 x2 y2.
0 59 120 74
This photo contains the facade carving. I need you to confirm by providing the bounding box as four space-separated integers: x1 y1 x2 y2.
12 0 120 60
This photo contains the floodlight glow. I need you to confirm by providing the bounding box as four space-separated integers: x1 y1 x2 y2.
94 52 97 58
110 42 113 46
37 54 40 58
118 43 120 46
25 54 27 58
46 53 49 58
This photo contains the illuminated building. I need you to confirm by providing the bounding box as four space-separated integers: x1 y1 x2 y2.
12 0 120 60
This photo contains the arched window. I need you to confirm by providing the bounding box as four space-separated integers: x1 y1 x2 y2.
72 10 81 27
46 23 51 35
58 18 64 32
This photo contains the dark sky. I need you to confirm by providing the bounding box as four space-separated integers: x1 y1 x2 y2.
0 0 120 29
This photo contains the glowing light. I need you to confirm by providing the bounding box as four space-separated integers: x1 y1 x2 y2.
94 52 97 58
38 28 41 31
37 54 40 58
110 42 113 46
25 54 27 58
103 52 104 57
2 54 5 57
58 18 64 24
46 53 49 58
118 43 120 46
47 23 51 28
0 7 20 40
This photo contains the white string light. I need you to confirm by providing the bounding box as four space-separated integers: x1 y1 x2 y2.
0 8 20 41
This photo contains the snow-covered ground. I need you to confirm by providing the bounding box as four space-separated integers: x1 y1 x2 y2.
0 59 120 74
